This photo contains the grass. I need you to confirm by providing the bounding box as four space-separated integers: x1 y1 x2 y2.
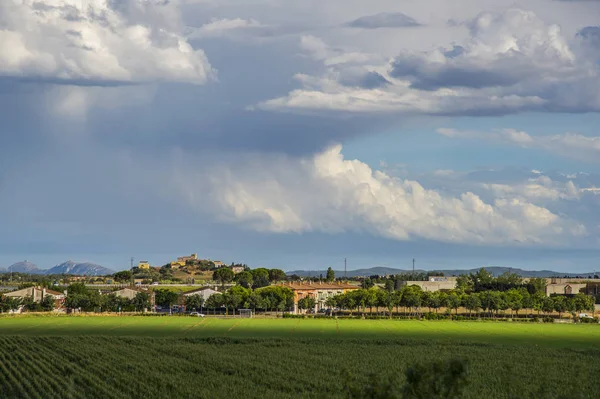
0 316 599 398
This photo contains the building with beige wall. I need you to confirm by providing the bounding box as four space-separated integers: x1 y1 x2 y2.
545 283 587 296
281 281 359 313
398 277 457 292
4 286 65 302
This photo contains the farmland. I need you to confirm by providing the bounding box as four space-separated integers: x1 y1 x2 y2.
0 316 599 398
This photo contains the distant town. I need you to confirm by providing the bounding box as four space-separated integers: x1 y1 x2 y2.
1 252 599 320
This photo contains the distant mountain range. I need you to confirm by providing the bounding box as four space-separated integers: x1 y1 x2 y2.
5 261 114 276
287 266 597 279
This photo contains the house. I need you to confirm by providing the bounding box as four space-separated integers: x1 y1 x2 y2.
546 283 587 296
3 286 66 307
281 281 359 314
212 261 225 268
112 287 155 306
137 261 151 270
182 287 220 301
398 278 457 292
176 253 198 266
231 266 245 274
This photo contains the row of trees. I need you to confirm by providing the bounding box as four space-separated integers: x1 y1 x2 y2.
214 268 287 288
182 286 294 315
0 294 56 313
62 283 151 312
324 285 595 318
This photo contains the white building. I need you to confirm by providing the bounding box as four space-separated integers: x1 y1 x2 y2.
182 287 220 300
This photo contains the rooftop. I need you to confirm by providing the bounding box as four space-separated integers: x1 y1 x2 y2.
279 282 358 290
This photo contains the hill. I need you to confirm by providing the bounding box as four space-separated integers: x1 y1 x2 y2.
45 261 114 276
287 266 596 278
8 261 43 274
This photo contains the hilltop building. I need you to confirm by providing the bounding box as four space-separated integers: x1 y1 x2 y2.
137 261 151 270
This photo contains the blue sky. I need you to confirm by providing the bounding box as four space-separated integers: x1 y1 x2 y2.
2 0 600 273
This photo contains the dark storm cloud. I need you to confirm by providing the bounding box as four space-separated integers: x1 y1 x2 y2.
577 26 600 46
345 12 421 29
389 54 532 90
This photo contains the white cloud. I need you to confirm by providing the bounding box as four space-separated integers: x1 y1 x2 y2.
256 7 600 116
186 17 271 39
482 177 581 202
0 0 214 85
182 145 586 246
437 128 600 162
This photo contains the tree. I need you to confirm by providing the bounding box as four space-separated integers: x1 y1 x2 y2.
40 294 56 311
298 296 316 312
67 282 89 296
132 292 151 311
542 296 555 316
463 293 481 317
235 271 254 289
446 293 461 315
0 296 21 313
213 268 235 287
326 267 335 282
526 278 547 295
113 270 132 283
222 292 242 315
553 295 566 318
365 289 378 314
251 268 271 288
455 275 474 293
504 289 523 317
154 289 179 308
325 296 338 311
268 269 286 282
255 286 294 311
247 292 265 311
402 286 423 315
22 296 41 312
361 278 375 289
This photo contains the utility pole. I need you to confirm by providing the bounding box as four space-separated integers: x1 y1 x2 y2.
130 257 134 270
344 258 347 278
412 258 415 274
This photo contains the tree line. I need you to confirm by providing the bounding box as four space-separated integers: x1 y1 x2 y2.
213 267 287 288
323 285 595 318
0 283 152 313
177 286 294 315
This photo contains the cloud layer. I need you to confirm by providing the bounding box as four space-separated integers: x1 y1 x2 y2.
201 145 585 246
258 8 600 116
437 128 600 162
0 0 214 85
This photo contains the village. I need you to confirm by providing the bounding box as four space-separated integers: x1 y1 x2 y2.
1 253 599 320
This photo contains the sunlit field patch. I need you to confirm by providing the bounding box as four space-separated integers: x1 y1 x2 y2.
0 316 598 398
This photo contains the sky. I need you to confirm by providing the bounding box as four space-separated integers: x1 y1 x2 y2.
2 0 600 273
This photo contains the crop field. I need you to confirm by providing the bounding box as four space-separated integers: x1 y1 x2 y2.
0 316 599 398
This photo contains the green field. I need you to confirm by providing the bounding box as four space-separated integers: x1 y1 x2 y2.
0 316 599 398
